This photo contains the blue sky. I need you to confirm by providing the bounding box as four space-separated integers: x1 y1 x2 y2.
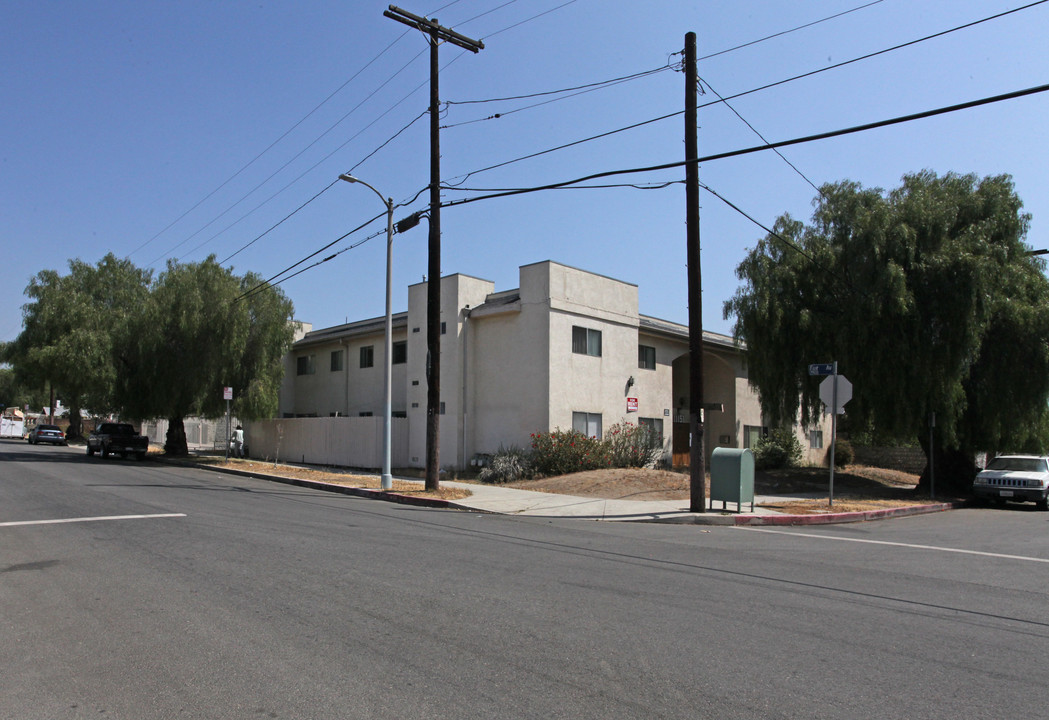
3 0 1047 346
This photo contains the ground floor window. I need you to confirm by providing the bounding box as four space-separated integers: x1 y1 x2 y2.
743 425 768 449
639 417 664 444
809 430 823 449
572 412 602 439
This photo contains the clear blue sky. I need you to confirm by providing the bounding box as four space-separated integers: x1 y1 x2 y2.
3 0 1047 345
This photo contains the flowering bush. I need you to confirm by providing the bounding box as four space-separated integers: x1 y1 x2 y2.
605 422 663 468
529 428 608 476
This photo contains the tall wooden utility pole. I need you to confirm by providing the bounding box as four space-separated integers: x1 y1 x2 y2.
684 32 706 513
384 6 483 491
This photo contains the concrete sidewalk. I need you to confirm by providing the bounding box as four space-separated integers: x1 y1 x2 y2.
438 480 957 526
180 457 957 526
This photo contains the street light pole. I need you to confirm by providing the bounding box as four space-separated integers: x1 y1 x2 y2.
339 173 394 491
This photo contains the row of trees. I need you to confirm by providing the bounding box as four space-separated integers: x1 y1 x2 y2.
725 171 1049 494
2 254 294 455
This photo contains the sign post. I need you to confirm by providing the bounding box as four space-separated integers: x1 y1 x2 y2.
816 364 852 507
223 386 233 460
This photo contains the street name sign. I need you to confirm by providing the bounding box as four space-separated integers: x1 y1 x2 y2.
809 363 834 376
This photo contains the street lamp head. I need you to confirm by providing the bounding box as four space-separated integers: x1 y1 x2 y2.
338 173 358 184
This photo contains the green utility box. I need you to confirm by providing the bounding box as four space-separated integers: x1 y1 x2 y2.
710 447 755 513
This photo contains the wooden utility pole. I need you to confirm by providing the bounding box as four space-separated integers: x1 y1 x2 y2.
684 32 706 513
384 6 483 491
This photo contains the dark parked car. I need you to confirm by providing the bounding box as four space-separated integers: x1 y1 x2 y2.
87 423 149 460
27 424 67 445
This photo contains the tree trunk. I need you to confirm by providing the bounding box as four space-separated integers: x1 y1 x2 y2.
66 407 83 441
164 416 188 456
914 441 977 498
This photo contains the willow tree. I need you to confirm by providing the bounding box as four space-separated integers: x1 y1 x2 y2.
8 254 151 438
114 257 293 455
724 171 1049 494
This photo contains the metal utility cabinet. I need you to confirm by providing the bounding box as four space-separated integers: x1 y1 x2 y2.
710 447 755 513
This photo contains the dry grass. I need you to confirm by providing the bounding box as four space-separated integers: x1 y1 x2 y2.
170 456 472 501
501 464 933 514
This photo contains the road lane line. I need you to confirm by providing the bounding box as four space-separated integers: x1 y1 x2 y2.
739 526 1049 563
0 513 186 528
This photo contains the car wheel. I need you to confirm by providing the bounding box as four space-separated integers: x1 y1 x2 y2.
1037 497 1048 512
136 452 146 461
87 445 95 456
101 444 110 459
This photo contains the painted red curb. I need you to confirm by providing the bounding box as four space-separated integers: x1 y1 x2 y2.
734 502 958 526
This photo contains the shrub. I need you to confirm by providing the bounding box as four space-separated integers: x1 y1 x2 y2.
529 428 608 476
753 428 803 470
605 422 663 468
832 439 855 467
478 445 532 484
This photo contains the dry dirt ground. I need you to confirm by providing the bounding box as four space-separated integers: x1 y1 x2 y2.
504 465 932 514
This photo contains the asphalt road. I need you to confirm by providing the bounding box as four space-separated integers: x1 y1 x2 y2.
2 439 1048 719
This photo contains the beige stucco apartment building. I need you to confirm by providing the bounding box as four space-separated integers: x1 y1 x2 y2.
277 261 827 471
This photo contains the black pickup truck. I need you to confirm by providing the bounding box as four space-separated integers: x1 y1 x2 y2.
87 422 149 460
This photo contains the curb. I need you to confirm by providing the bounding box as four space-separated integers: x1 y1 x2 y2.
641 501 959 526
732 502 958 526
171 460 457 511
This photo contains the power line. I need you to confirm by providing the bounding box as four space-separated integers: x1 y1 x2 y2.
440 63 675 129
235 209 388 303
444 0 1049 185
439 82 1049 208
245 80 1049 296
216 108 429 266
698 75 823 196
126 33 414 263
698 0 887 61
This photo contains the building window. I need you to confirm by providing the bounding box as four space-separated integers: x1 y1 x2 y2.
296 355 315 376
393 341 407 365
572 326 602 357
441 321 447 335
440 402 446 415
392 411 407 419
572 412 602 439
330 350 344 372
639 417 664 443
638 344 656 370
809 430 823 449
360 345 374 368
359 412 373 417
743 425 768 449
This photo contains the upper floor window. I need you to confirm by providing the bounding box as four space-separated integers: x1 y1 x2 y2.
360 345 374 368
392 341 407 365
330 349 344 372
572 326 602 357
296 355 315 376
638 344 656 370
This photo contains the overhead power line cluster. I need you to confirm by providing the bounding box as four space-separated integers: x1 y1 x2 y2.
141 0 1047 296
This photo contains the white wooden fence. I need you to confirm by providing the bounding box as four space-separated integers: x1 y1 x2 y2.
245 416 409 470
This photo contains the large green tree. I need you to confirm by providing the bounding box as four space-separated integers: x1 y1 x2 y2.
7 254 151 438
724 171 1049 494
114 257 294 455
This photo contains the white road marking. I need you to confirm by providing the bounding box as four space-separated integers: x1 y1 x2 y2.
0 513 186 528
739 526 1049 563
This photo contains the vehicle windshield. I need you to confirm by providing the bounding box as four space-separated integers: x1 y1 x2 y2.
986 457 1048 472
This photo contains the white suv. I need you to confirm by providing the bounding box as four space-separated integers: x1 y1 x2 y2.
973 455 1049 510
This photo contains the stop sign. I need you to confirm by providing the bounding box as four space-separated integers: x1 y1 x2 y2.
819 375 852 415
